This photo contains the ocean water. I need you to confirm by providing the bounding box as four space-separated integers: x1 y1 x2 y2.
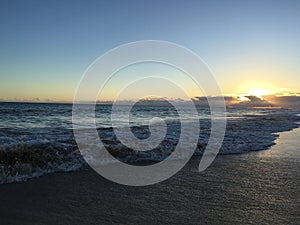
0 102 299 184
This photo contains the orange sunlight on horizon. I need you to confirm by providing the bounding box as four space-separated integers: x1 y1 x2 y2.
235 81 277 98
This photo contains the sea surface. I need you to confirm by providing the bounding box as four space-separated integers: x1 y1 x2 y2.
0 102 299 184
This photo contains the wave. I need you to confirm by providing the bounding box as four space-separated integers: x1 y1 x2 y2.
0 110 299 184
0 137 85 184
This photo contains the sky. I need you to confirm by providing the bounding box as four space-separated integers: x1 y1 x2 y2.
0 0 300 102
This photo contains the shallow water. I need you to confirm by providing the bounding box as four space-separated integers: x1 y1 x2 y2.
0 128 299 224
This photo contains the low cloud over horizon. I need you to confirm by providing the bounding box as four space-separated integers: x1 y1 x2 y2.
1 94 300 109
194 95 300 109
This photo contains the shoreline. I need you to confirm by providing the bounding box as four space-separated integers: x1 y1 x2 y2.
1 121 299 185
0 128 299 224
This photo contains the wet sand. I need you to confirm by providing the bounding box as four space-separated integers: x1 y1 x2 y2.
0 129 299 225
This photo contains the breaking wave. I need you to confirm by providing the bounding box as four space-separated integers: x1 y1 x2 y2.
0 107 299 184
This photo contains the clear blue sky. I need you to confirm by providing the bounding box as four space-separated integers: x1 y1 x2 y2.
0 0 299 101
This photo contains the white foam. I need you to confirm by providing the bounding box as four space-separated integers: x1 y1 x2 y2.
0 109 299 184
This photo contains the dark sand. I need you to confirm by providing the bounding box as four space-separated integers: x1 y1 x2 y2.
0 129 299 225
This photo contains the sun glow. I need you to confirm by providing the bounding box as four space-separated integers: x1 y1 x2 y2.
236 81 276 99
248 89 273 98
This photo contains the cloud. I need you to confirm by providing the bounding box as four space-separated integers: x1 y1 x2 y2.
230 95 273 108
31 97 40 102
263 95 300 109
228 95 300 109
193 95 285 108
193 96 238 106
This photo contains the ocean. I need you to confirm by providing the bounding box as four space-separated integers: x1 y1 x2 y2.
0 102 299 184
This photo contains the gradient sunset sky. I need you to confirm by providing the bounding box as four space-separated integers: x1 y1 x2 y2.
0 0 299 102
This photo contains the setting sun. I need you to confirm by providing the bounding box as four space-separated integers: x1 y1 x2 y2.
236 81 277 98
248 89 273 98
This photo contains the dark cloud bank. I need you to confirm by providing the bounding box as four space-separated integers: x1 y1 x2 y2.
194 95 300 109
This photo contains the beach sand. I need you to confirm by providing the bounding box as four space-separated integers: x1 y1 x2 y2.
0 129 299 225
